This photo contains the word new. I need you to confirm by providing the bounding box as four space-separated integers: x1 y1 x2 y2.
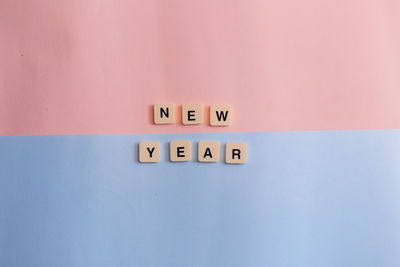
139 141 247 164
154 103 231 126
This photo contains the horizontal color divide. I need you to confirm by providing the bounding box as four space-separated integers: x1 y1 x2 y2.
1 129 400 266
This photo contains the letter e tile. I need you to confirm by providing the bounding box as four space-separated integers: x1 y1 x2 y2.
170 140 191 162
182 104 203 125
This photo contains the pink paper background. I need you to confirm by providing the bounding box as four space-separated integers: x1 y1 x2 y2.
1 0 399 135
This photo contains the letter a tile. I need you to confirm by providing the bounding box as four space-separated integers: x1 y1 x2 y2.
198 141 219 162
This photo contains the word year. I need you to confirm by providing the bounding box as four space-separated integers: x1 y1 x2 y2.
139 141 247 164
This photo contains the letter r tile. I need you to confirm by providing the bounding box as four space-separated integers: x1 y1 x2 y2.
225 142 247 164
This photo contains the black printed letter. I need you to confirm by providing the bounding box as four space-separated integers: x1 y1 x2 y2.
147 147 155 158
160 107 169 118
177 147 185 157
203 148 213 158
216 110 228 121
187 110 195 121
232 149 241 159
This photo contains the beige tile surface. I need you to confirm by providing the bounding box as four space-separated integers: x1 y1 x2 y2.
198 141 220 162
182 104 203 125
225 142 247 164
210 104 231 126
170 140 191 161
139 141 160 162
154 103 175 124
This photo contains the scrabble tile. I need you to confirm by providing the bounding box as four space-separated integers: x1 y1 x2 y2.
170 140 191 162
198 141 219 162
225 142 247 164
154 103 175 124
139 141 160 162
182 104 203 125
210 105 231 126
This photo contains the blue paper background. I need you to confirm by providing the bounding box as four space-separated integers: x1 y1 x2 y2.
1 130 399 267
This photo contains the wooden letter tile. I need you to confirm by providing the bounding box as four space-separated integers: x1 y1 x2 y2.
154 103 175 124
170 140 191 162
182 104 203 125
198 141 219 162
139 141 160 162
210 105 231 126
225 142 247 164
